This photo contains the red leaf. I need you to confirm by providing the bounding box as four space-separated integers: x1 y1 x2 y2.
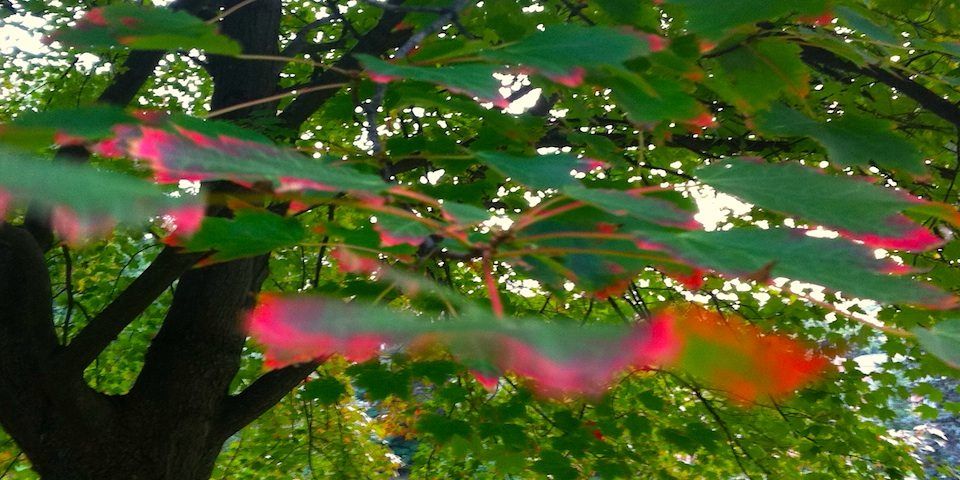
838 218 942 251
798 10 835 26
642 33 668 53
666 305 831 402
81 7 109 27
368 72 400 84
0 190 10 218
51 208 115 245
470 370 500 390
685 112 717 129
545 67 586 87
663 267 707 290
331 247 381 275
160 204 206 245
246 295 827 402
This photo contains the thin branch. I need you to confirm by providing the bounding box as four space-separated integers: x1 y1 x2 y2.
359 0 447 13
205 82 348 118
798 43 960 128
206 0 260 24
665 372 766 479
606 297 631 324
280 17 339 57
0 0 17 15
0 452 21 479
312 204 336 287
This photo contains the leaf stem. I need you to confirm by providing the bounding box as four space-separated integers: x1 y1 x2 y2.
205 83 347 118
482 253 503 319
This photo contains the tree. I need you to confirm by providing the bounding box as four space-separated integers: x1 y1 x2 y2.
0 0 959 478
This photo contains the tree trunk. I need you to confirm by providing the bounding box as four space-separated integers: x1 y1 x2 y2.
0 1 412 477
0 1 283 478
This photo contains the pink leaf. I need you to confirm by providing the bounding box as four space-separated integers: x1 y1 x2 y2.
545 67 586 87
51 207 116 245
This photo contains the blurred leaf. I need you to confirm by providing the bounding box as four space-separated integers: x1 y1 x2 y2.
48 4 241 54
0 146 202 244
913 318 960 368
181 209 306 262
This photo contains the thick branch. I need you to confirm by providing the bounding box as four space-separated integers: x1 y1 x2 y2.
54 248 204 379
799 44 960 128
277 5 410 133
0 225 57 359
218 360 321 436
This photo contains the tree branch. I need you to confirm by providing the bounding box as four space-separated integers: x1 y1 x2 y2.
277 3 410 133
218 360 322 436
53 248 204 379
799 44 960 128
362 0 471 154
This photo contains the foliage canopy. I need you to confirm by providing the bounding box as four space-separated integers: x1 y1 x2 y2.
1 0 960 478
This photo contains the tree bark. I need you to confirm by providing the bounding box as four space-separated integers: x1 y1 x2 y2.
0 0 281 478
0 1 411 477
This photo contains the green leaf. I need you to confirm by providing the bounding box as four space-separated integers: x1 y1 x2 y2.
601 69 702 124
836 6 900 45
562 185 698 231
48 4 241 54
0 107 272 150
481 24 653 77
182 209 306 262
475 151 585 190
0 105 135 148
346 361 412 400
664 0 827 39
696 158 945 250
417 414 472 443
754 104 925 174
912 318 960 368
650 228 956 308
103 125 387 193
442 201 491 225
372 214 432 247
303 376 347 405
708 39 808 111
356 55 507 106
0 146 201 244
533 450 579 480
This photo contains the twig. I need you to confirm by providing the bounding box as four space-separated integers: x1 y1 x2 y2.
205 82 347 118
942 129 960 202
0 452 21 478
483 254 504 318
606 297 631 324
666 372 765 479
206 0 260 24
312 204 336 288
280 17 339 57
0 0 17 15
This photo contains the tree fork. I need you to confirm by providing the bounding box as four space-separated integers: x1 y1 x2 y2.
0 0 416 477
